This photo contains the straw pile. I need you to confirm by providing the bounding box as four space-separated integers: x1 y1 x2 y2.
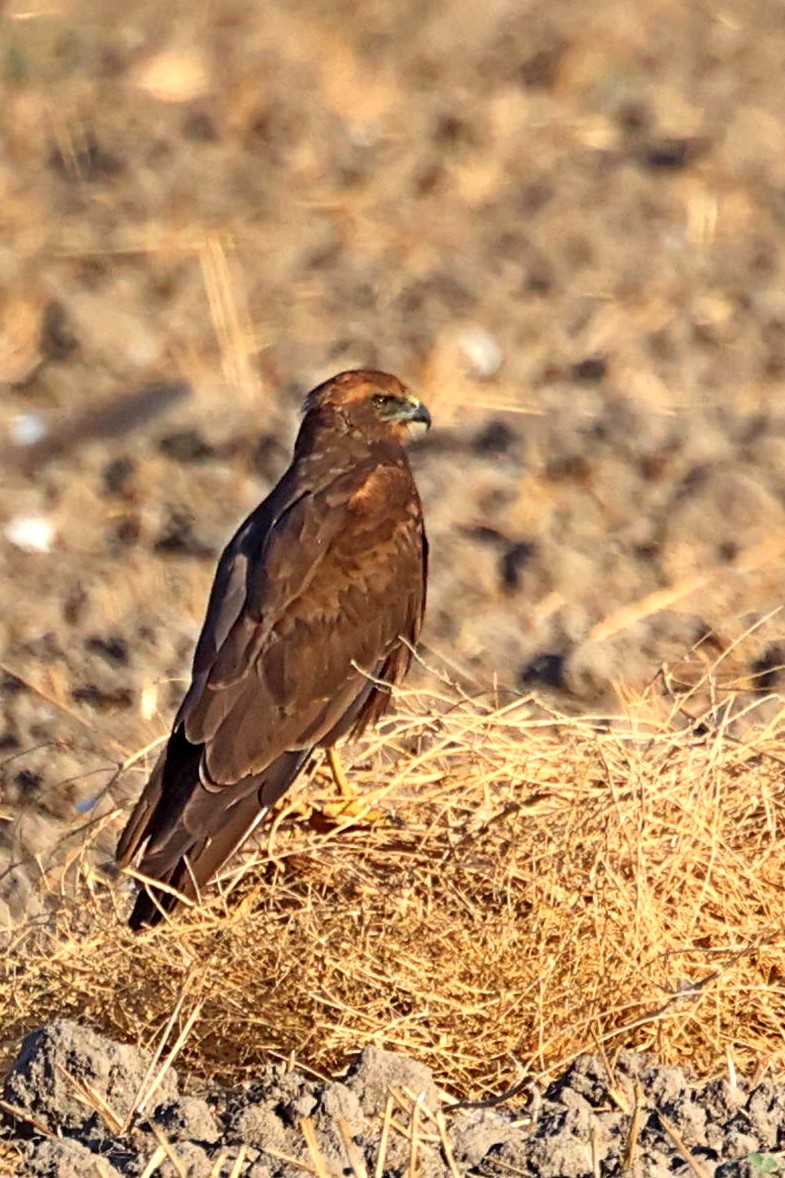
3 675 785 1097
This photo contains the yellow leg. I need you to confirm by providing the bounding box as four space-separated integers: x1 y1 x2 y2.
317 746 382 823
326 747 354 800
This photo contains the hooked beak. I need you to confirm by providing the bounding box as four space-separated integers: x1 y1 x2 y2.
404 398 432 430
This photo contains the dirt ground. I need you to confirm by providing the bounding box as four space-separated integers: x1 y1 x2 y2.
3 0 785 1169
4 0 785 885
6 1020 785 1176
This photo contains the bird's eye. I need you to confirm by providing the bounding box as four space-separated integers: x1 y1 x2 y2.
372 393 396 408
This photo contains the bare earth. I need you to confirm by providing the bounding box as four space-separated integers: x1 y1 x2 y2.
4 0 785 898
3 0 785 1171
6 1021 785 1176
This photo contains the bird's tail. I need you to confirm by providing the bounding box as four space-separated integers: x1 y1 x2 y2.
120 745 310 930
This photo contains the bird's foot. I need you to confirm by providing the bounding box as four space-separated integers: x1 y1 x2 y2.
310 748 385 825
316 796 385 824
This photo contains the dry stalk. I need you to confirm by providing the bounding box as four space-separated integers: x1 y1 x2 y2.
657 1112 711 1178
2 681 785 1100
374 1095 395 1178
146 1121 188 1178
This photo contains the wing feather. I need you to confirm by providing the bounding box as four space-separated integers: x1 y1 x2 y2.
186 462 424 783
118 446 427 926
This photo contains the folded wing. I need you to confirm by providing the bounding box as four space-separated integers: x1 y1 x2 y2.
117 457 426 928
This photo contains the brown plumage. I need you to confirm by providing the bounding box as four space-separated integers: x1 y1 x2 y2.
117 369 430 929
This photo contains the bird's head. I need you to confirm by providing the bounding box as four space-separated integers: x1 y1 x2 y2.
302 369 431 444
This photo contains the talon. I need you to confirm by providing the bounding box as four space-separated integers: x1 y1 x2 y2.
315 797 385 825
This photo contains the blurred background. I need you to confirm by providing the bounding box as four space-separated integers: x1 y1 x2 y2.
3 0 785 917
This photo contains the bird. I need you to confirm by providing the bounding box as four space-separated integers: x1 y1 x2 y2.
116 369 430 929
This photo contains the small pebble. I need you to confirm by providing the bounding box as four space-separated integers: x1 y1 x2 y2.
4 514 55 553
458 326 503 378
10 413 47 446
134 49 210 104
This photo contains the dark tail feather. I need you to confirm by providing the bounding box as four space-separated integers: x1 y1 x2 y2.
117 728 201 868
116 753 164 870
126 748 310 930
128 867 188 931
127 789 264 930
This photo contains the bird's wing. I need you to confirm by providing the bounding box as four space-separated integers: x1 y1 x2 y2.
183 458 425 788
118 455 426 876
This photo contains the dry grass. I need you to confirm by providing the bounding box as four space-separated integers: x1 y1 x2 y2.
3 668 785 1100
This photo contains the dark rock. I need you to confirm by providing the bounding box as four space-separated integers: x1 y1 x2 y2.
107 514 141 549
520 652 567 691
250 434 289 483
153 510 215 558
101 456 136 497
500 540 537 591
751 645 785 693
41 300 78 360
71 684 133 711
473 419 518 456
158 429 215 463
637 136 709 171
183 110 220 142
49 130 124 183
516 42 566 90
85 635 129 666
572 356 607 383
